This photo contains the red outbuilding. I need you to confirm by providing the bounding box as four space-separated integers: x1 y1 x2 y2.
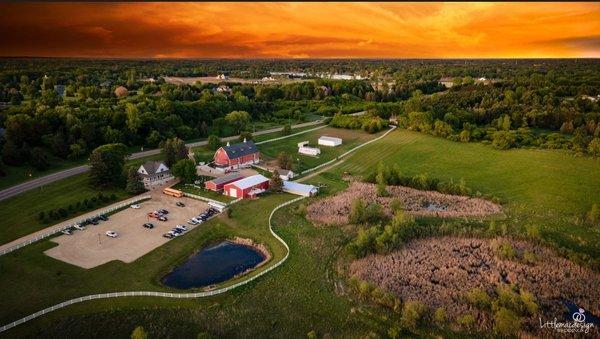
204 173 245 192
214 139 260 171
223 174 270 199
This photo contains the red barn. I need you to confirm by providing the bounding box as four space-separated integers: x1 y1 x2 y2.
214 139 259 171
204 173 245 192
223 174 269 199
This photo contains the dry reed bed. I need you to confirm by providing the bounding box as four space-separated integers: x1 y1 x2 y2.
349 236 600 332
307 182 502 225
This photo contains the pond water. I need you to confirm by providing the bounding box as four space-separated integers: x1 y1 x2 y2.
162 241 265 289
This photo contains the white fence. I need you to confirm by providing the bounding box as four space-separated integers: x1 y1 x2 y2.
0 195 305 333
0 195 151 257
183 192 242 207
299 125 396 176
255 124 326 146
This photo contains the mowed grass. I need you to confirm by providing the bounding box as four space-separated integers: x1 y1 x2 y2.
259 127 382 172
0 193 292 328
309 129 600 259
0 173 131 245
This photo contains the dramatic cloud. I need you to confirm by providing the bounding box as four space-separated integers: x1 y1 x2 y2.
0 2 598 58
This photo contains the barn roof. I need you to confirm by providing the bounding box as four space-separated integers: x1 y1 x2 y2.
221 140 258 159
207 173 245 185
228 174 269 190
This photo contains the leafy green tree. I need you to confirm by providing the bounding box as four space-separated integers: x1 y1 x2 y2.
162 137 188 167
30 147 50 170
207 135 221 151
145 130 162 147
348 198 366 224
282 123 292 135
130 326 148 339
238 131 253 142
125 167 145 194
277 151 293 170
225 110 251 133
126 103 142 133
172 159 197 184
270 169 283 192
89 143 129 187
587 138 600 156
433 307 447 326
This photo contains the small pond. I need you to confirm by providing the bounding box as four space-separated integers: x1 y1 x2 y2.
162 241 265 289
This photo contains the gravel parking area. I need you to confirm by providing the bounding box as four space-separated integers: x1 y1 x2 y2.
45 195 209 269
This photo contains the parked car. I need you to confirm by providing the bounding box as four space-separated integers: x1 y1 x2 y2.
158 216 168 221
98 214 108 221
105 231 118 238
176 202 185 207
176 225 187 231
187 219 198 225
74 224 85 231
62 229 72 235
192 217 203 223
89 218 99 225
163 233 174 239
143 223 154 229
130 204 141 209
159 209 169 214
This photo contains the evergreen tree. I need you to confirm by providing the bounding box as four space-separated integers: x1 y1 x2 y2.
125 167 145 194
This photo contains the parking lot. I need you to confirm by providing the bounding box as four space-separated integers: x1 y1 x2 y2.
45 194 210 269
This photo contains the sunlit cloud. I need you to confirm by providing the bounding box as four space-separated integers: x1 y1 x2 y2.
0 2 598 58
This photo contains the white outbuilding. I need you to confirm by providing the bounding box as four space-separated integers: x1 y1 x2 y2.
299 146 321 156
282 181 319 197
318 136 342 147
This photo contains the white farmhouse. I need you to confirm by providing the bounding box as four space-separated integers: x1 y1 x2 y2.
137 161 173 188
318 136 342 147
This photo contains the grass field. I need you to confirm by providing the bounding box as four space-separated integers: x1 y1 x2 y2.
0 174 132 245
172 182 234 203
1 127 598 338
307 129 600 260
258 127 382 172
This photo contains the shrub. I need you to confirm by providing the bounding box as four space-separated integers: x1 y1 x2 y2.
400 301 427 330
522 251 538 265
466 288 491 309
587 203 600 224
492 240 516 260
492 130 517 150
38 211 45 221
433 307 447 326
456 313 476 331
130 326 148 339
493 307 521 336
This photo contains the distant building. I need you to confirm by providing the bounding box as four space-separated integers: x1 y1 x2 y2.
213 139 260 172
137 161 173 188
318 136 342 147
223 174 270 199
277 169 294 181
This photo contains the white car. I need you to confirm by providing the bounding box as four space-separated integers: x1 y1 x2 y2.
62 229 72 235
176 225 188 231
74 224 85 231
105 231 118 238
130 204 141 209
187 219 198 225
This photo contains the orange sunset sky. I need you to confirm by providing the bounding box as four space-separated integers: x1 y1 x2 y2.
0 2 598 58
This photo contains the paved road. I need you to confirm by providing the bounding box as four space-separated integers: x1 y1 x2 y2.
0 120 324 202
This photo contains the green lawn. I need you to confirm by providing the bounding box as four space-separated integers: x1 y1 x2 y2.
1 127 598 338
258 127 382 172
306 128 600 260
0 157 86 190
0 173 131 245
172 181 234 203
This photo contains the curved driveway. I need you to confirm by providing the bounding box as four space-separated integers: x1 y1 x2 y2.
0 120 323 202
